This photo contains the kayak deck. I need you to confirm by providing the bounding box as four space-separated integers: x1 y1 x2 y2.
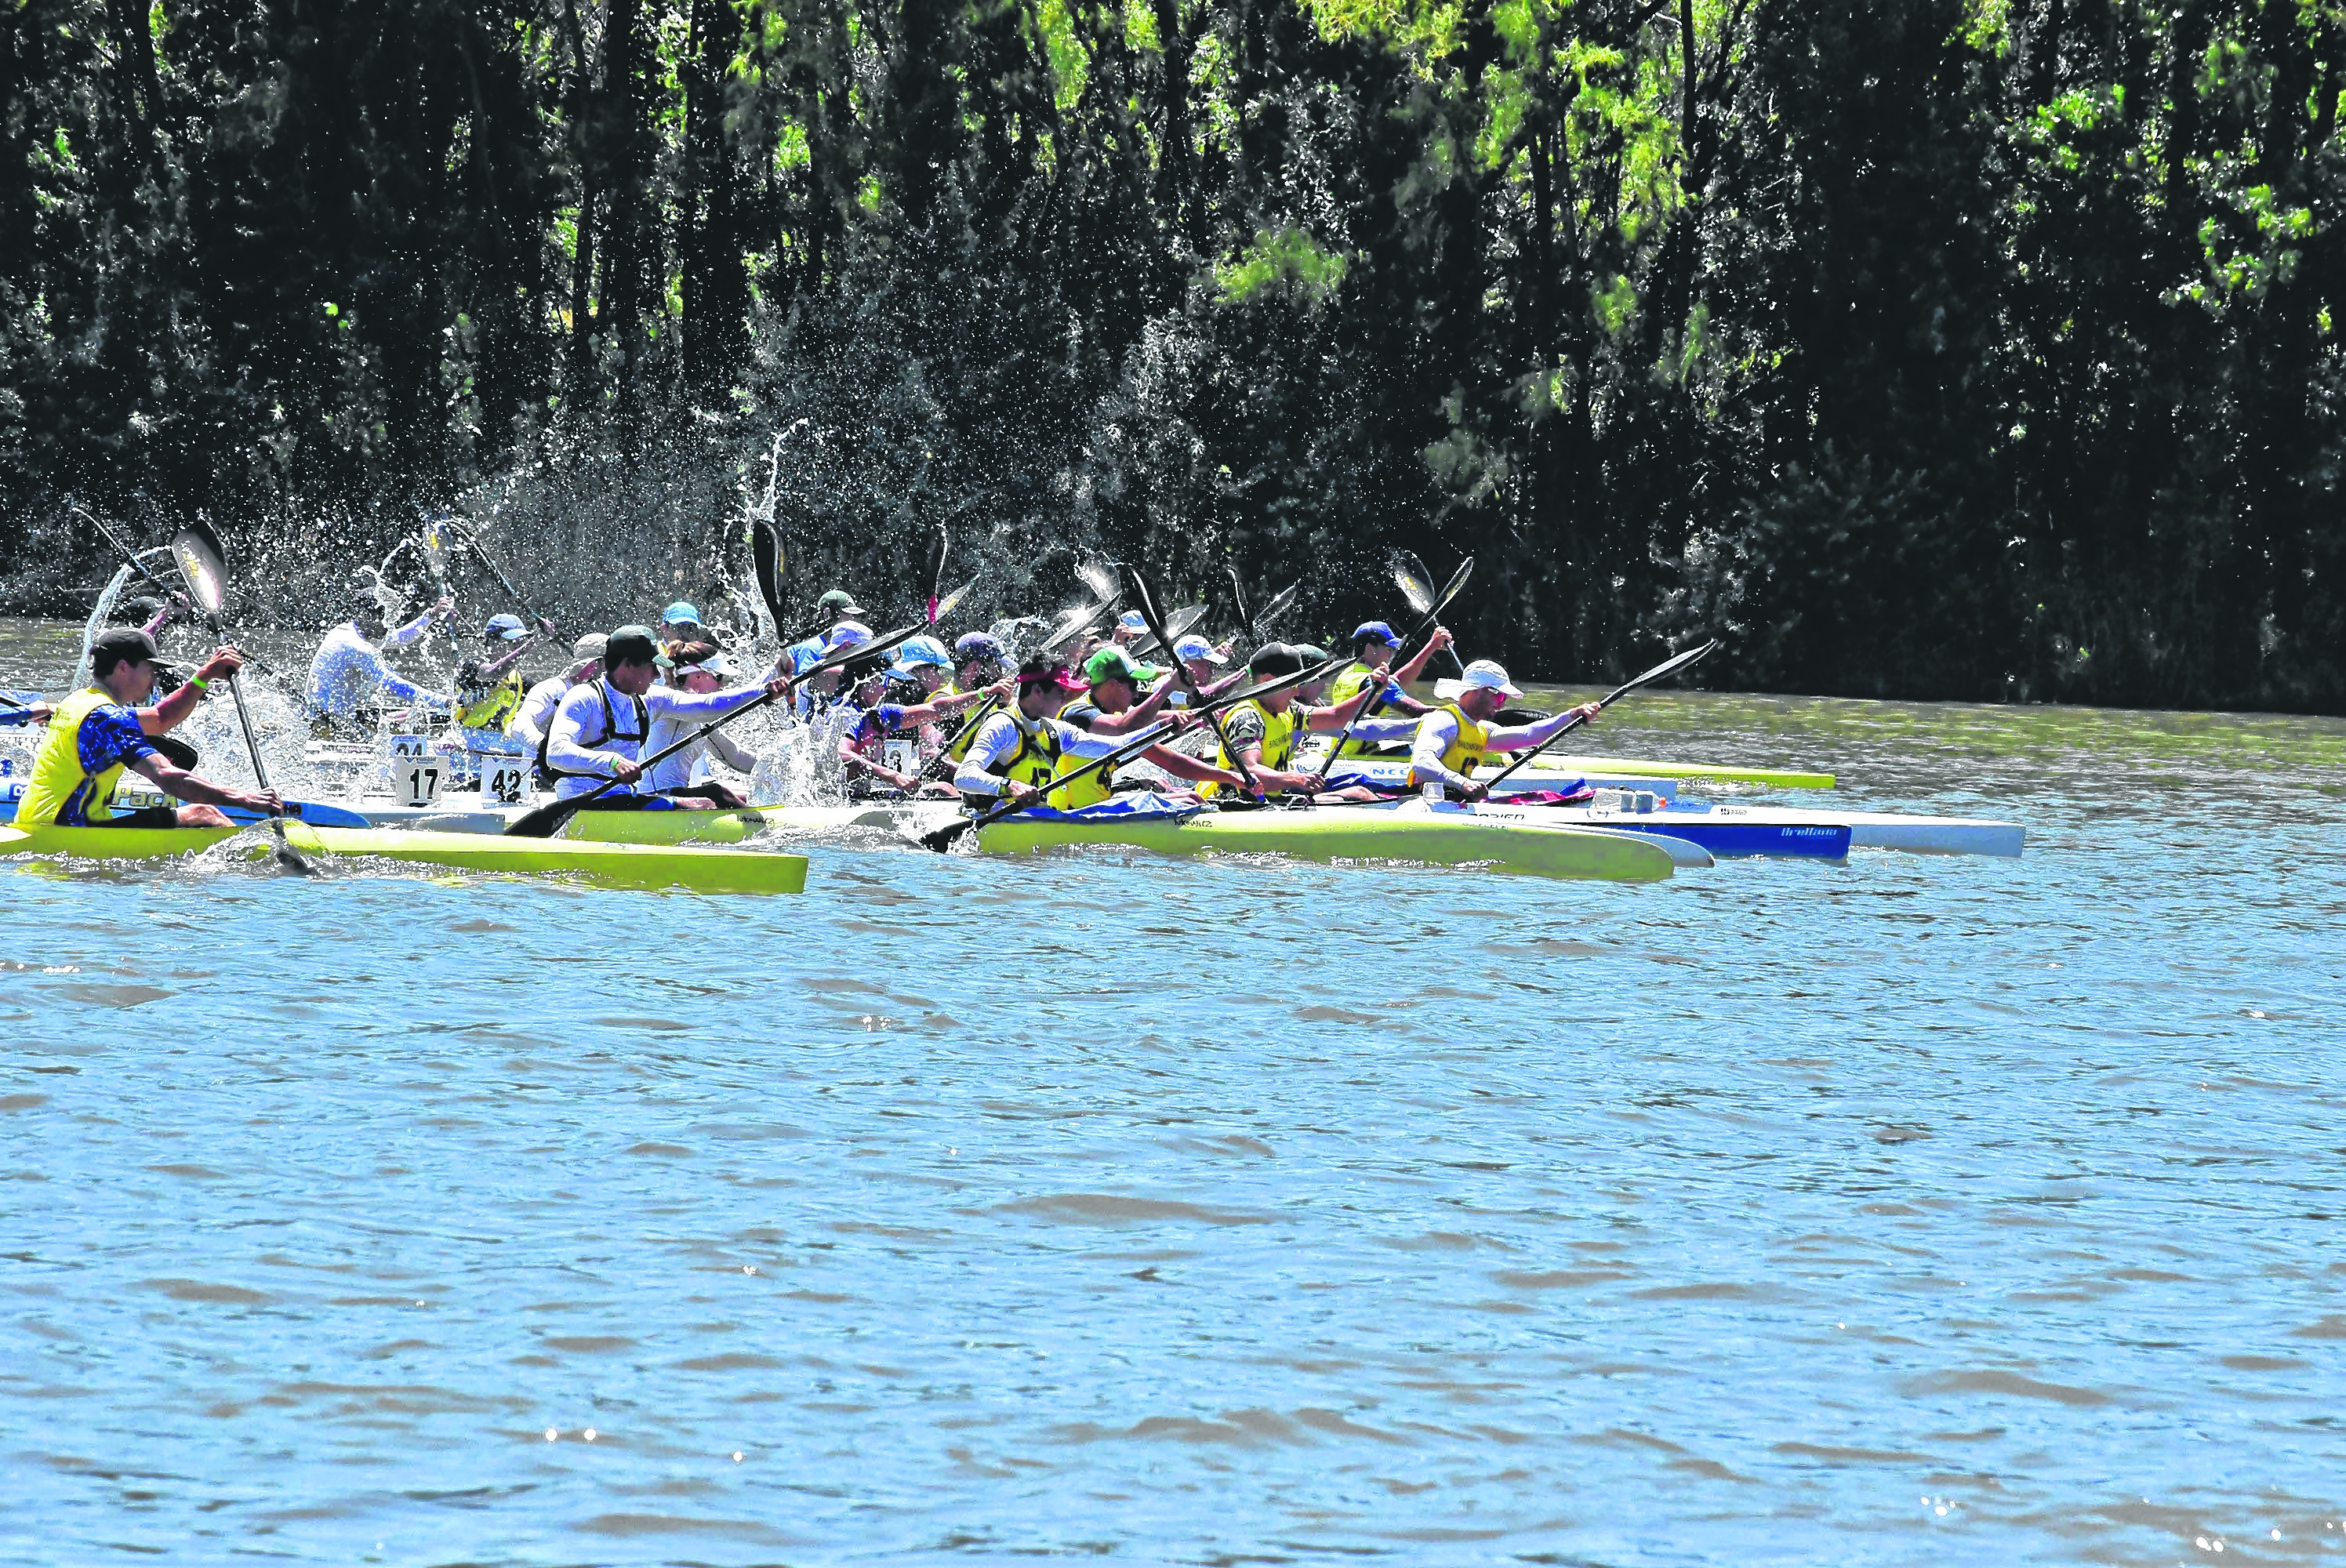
971 804 1678 883
0 822 808 894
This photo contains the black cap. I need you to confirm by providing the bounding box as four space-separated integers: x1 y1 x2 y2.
1248 641 1304 679
91 627 160 665
604 624 661 667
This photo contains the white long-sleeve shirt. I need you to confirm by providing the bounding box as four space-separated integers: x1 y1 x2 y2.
544 677 770 799
645 710 759 793
508 674 572 751
305 611 445 717
951 709 1124 798
1408 707 1576 793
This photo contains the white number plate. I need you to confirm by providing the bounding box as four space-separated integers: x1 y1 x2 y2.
398 758 445 808
483 761 526 804
390 733 427 758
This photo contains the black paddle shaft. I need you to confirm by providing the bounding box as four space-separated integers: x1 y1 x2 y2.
1476 641 1719 792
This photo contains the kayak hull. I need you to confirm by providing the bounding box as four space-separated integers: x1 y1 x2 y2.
972 807 1677 883
1 822 808 894
1321 753 1833 791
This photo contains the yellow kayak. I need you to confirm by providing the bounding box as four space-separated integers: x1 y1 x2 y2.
0 822 807 895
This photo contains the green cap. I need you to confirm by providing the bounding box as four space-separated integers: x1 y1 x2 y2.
1083 645 1159 687
605 624 661 666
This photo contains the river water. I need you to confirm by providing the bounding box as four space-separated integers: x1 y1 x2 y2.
4 619 2344 1566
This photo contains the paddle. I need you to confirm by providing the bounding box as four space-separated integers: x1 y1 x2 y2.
916 651 1347 852
916 585 1112 785
1393 550 1470 677
1128 603 1207 662
503 605 949 839
1226 564 1255 640
752 517 787 642
169 521 310 873
1310 555 1476 788
1247 580 1302 644
1124 564 1261 797
924 525 950 625
443 516 557 634
1476 641 1720 793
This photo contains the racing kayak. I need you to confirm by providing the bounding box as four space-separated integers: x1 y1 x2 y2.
966 801 1682 882
0 822 808 894
1376 797 1853 861
1322 754 1831 793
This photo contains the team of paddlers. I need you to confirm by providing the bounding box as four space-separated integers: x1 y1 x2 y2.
5 570 1597 831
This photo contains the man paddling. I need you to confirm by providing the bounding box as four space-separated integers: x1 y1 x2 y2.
543 626 788 810
952 656 1201 811
17 629 281 829
1048 647 1244 806
1329 620 1452 758
452 613 534 739
783 588 865 674
307 586 454 728
1408 659 1600 801
1198 643 1395 800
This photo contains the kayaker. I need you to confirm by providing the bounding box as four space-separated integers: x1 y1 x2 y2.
659 601 710 653
643 644 760 808
1198 642 1393 800
952 655 1185 810
1048 647 1244 807
783 588 865 674
833 652 975 799
792 619 871 716
1163 635 1246 710
1330 620 1453 757
306 586 455 728
1058 646 1180 737
926 632 1013 776
1408 659 1600 801
512 632 606 765
543 625 788 808
16 628 282 829
452 614 534 737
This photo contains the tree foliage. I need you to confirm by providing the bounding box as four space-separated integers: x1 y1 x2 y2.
2 0 2339 705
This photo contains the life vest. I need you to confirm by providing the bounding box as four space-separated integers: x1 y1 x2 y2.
1200 698 1299 798
1411 701 1492 786
536 680 648 786
455 667 526 732
959 709 1065 808
19 687 144 827
937 682 995 764
1330 662 1392 757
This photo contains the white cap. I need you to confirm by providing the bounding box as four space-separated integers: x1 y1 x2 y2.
1117 610 1147 633
1459 659 1523 699
677 652 740 681
824 620 874 653
1173 634 1226 666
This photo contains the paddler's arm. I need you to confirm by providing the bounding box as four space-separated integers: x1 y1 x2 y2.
1298 681 1384 731
381 595 454 648
1486 702 1600 752
123 750 281 815
927 680 1011 717
1139 744 1244 791
138 648 245 735
1388 626 1453 693
1082 677 1176 736
950 711 1027 800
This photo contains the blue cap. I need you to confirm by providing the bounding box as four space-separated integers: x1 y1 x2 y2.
1117 610 1147 633
954 632 1007 664
661 601 703 626
895 635 953 669
1353 620 1403 649
483 612 528 641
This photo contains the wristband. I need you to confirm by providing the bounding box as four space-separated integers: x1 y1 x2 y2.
188 676 209 692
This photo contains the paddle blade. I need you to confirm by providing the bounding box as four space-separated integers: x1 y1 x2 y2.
752 519 787 622
1134 603 1208 658
169 524 230 619
503 795 577 838
924 525 950 621
1119 563 1168 638
420 517 450 582
1038 598 1108 655
931 573 979 626
917 817 974 853
1077 557 1120 604
1251 580 1302 638
1605 639 1720 705
1391 550 1437 615
1223 564 1253 635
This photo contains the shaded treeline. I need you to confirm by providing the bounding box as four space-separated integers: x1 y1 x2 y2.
2 0 2340 706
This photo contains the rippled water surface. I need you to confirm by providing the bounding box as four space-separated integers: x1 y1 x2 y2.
5 627 2345 1566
